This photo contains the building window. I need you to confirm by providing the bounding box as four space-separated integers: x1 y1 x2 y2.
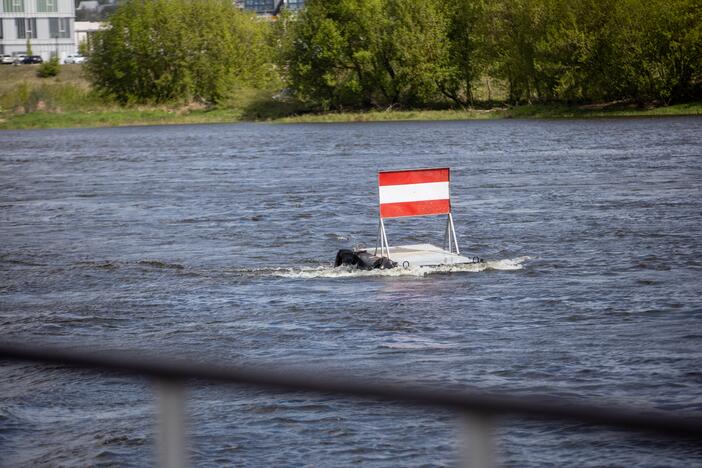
59 18 70 38
285 0 304 10
244 0 281 14
49 18 70 38
15 18 36 39
3 0 24 13
37 0 57 13
15 18 24 38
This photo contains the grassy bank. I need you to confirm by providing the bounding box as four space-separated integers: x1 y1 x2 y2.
1 65 701 130
5 99 700 130
275 102 702 123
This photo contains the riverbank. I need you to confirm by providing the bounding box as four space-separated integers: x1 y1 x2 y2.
1 65 701 130
4 102 700 130
4 101 701 130
275 102 702 123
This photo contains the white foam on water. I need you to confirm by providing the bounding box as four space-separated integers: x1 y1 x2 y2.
268 256 531 279
379 335 457 350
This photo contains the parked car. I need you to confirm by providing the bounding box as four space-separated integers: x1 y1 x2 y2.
1 54 14 65
64 54 86 64
18 55 43 64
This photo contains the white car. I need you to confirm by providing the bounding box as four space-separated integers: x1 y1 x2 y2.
12 54 27 65
1 54 14 65
64 54 86 64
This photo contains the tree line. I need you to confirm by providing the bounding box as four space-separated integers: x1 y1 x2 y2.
87 0 702 109
86 0 275 104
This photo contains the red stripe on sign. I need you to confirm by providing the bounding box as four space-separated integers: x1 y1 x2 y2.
379 168 449 186
380 199 451 218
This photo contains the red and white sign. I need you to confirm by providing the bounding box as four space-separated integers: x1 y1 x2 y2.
378 168 451 218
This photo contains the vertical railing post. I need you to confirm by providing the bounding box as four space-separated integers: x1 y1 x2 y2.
459 412 496 468
155 379 188 468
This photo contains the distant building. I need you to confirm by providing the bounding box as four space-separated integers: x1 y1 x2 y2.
244 0 282 15
242 0 304 15
75 0 98 11
0 0 76 60
74 20 99 51
284 0 304 11
75 0 115 21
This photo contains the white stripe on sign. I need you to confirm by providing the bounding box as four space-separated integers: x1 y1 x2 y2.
378 182 449 204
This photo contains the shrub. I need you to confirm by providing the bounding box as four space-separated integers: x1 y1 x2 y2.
37 57 60 78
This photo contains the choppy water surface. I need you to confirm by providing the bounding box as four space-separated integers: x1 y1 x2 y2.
1 118 701 466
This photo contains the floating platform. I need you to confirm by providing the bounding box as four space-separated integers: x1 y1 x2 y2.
335 244 479 270
378 243 474 268
333 167 483 270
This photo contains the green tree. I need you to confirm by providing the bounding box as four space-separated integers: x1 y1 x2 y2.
280 0 452 109
517 0 701 103
440 0 490 106
609 0 702 103
530 0 612 102
279 0 384 109
85 0 275 104
278 0 701 107
487 0 551 103
375 0 452 106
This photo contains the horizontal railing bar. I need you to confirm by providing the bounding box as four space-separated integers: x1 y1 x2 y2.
1 342 701 441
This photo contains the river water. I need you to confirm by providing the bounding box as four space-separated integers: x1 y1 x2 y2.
1 117 701 466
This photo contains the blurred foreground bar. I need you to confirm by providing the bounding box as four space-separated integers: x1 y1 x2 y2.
155 380 187 468
1 343 701 467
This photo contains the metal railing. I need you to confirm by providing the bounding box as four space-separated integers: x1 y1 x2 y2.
1 342 701 467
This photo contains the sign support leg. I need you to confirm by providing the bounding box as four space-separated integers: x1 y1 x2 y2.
444 216 451 253
380 218 390 259
448 213 460 254
375 221 381 256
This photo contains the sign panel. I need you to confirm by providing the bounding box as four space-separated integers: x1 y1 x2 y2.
378 168 451 218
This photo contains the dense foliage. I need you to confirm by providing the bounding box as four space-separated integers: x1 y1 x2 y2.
87 0 700 109
280 0 702 108
275 0 454 109
85 0 274 104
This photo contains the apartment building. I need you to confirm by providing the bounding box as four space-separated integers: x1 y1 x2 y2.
0 0 76 60
243 0 304 15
